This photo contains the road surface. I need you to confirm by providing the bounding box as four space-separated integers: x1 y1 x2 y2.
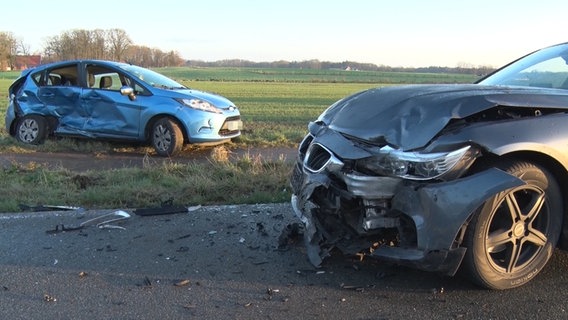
1 203 568 319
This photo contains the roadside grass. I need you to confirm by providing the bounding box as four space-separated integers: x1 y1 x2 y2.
0 147 292 212
0 68 477 212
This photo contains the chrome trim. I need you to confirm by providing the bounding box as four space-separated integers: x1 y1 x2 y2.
303 143 343 173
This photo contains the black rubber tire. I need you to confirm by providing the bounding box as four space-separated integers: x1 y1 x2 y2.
151 118 183 157
462 161 562 290
15 115 48 145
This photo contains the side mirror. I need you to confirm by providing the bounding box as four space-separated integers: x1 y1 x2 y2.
120 86 136 101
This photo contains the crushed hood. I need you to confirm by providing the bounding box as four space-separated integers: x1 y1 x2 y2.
319 84 568 150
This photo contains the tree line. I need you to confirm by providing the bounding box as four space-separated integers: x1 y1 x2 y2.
0 29 184 69
186 59 494 75
1 29 494 75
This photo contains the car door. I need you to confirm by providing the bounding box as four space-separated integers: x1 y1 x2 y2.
35 63 85 132
80 63 142 139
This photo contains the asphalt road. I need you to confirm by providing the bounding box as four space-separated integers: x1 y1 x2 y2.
1 203 568 320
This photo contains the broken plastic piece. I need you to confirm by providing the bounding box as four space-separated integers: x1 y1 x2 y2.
45 210 130 234
134 206 189 216
174 279 190 287
80 210 130 228
134 198 201 216
19 204 85 212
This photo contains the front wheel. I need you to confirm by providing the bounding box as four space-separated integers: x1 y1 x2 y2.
462 161 562 290
151 118 184 157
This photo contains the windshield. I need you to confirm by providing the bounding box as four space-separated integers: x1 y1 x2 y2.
478 43 568 90
119 64 186 89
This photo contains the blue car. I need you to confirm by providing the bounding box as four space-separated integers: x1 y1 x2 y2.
5 60 243 156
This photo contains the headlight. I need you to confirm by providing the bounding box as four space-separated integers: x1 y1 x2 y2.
176 98 222 114
359 145 477 181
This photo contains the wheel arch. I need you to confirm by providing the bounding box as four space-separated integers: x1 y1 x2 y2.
144 114 188 144
9 113 58 137
465 150 568 250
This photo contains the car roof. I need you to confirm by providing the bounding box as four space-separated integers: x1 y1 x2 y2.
33 59 132 71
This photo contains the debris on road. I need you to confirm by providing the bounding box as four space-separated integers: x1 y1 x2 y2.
45 210 131 234
134 198 201 216
174 279 191 287
19 204 85 212
277 222 303 249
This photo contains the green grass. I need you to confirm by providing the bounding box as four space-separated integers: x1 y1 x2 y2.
157 66 477 84
0 67 477 212
0 151 292 212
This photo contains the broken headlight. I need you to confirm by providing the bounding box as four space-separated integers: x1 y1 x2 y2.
176 98 222 114
359 145 476 181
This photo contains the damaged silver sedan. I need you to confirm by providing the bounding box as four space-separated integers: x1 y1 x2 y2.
291 42 568 289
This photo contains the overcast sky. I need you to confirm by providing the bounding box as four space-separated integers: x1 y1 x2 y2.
2 0 567 67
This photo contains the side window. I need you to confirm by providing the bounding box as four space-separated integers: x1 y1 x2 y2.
86 65 125 91
32 64 79 87
86 64 150 95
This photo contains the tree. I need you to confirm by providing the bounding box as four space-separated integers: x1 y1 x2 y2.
40 28 183 67
107 28 132 61
0 31 17 70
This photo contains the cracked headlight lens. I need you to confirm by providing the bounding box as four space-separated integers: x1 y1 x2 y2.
360 145 476 181
176 98 222 114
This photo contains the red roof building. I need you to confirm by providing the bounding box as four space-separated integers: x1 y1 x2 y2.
12 55 42 70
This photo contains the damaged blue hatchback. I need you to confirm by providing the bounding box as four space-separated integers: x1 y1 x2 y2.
5 60 242 156
291 42 568 289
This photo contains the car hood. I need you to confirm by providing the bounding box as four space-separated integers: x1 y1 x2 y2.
319 84 568 150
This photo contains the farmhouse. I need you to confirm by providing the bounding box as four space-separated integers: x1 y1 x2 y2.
3 55 41 71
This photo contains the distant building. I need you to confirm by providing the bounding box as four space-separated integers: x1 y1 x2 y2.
6 55 42 71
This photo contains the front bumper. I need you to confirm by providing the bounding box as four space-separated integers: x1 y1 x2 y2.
290 133 524 275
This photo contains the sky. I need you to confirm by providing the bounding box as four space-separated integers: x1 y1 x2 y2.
2 0 568 68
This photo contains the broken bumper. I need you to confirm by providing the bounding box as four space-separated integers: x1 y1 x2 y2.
291 160 524 276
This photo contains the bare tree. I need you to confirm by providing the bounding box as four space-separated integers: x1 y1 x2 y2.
16 38 30 55
39 28 183 67
0 31 17 70
107 28 132 61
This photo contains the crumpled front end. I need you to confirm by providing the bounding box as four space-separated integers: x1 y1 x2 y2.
290 123 525 276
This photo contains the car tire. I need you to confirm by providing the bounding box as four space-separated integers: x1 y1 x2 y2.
151 118 184 157
462 161 562 290
15 115 48 145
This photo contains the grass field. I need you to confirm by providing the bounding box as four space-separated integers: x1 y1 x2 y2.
0 67 478 149
0 67 478 212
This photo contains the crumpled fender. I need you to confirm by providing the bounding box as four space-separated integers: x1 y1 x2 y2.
391 167 525 252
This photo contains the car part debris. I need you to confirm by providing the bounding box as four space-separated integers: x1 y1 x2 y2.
19 204 85 212
174 279 190 287
80 210 130 228
134 198 201 216
45 210 130 234
277 222 303 249
46 224 83 234
142 277 152 288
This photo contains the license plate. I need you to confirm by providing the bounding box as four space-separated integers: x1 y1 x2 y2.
226 120 243 131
